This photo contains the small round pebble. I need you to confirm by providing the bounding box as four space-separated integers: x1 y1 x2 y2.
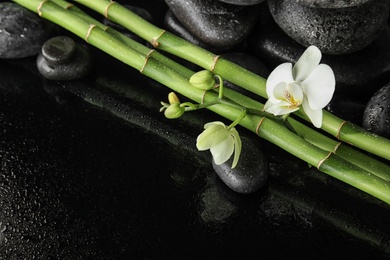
37 36 92 80
212 137 269 194
267 0 389 54
0 2 58 59
362 82 390 139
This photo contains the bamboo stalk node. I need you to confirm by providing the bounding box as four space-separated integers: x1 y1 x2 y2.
64 2 74 9
85 24 97 43
333 141 342 153
256 117 266 136
37 0 49 16
317 151 332 169
336 120 348 139
104 1 116 19
151 30 166 48
139 49 155 74
211 55 220 72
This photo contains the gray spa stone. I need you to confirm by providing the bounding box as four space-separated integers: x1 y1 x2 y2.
0 2 58 59
212 137 269 194
37 36 92 81
268 0 389 54
165 0 260 49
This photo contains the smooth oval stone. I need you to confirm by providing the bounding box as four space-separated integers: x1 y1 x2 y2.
41 36 76 65
165 0 260 49
248 6 390 97
37 36 92 81
212 137 269 194
268 0 389 54
215 0 265 6
362 82 390 139
0 3 58 59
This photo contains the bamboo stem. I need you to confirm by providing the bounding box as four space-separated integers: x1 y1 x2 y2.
11 0 390 205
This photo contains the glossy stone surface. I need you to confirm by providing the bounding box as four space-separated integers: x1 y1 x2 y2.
212 137 269 194
0 2 58 59
37 36 92 80
362 82 390 138
164 0 260 49
41 36 77 65
268 0 389 54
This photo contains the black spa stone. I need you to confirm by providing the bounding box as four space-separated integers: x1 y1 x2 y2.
362 82 390 139
212 137 269 194
0 2 58 59
267 0 389 55
36 36 92 81
164 0 260 49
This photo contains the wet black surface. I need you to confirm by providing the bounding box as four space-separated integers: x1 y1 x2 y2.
1 0 390 259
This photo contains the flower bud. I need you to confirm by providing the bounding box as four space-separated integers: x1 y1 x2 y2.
168 92 180 104
189 70 215 91
164 103 185 119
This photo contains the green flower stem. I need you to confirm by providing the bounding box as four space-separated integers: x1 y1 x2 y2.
72 0 390 161
12 0 390 204
227 109 246 131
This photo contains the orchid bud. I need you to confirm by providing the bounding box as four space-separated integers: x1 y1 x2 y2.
168 92 180 104
164 103 185 119
189 70 215 91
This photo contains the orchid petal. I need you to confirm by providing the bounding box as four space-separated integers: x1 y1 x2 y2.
264 100 300 115
210 137 234 165
292 46 321 82
301 64 335 110
196 122 229 150
230 128 242 168
266 63 294 98
302 96 323 128
273 82 304 104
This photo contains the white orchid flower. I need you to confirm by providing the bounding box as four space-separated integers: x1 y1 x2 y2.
264 45 335 128
196 121 242 168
